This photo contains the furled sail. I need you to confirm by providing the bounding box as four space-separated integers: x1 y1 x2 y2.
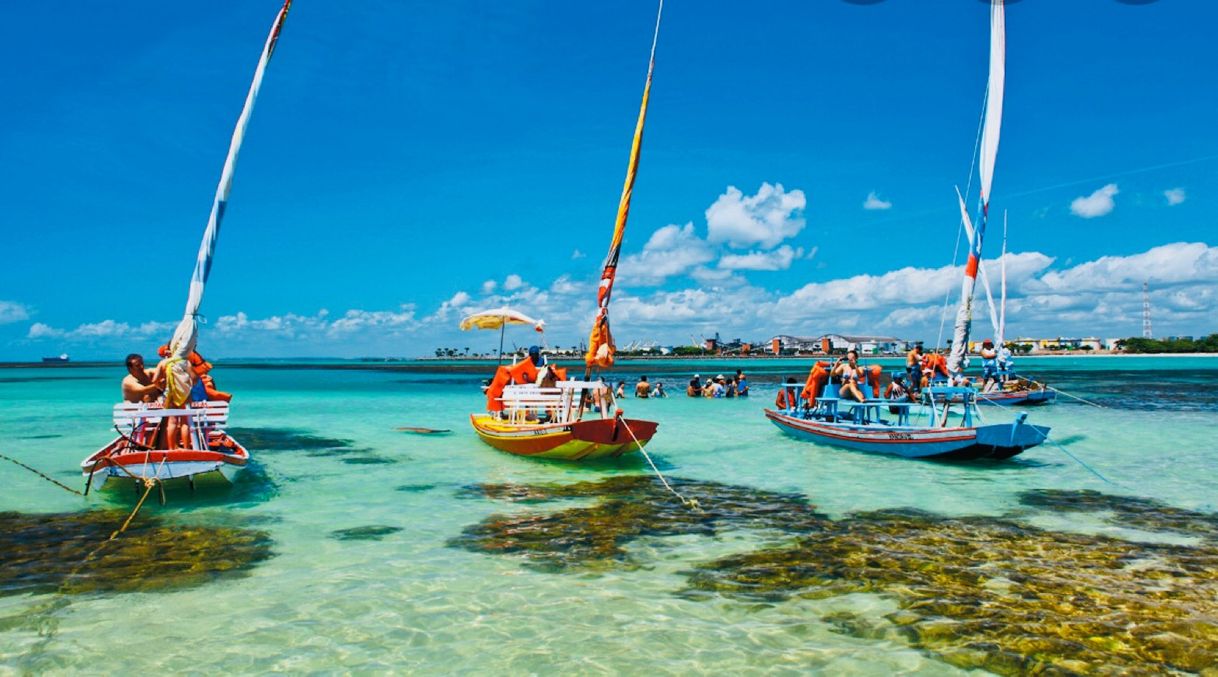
948 0 1004 376
168 0 293 364
584 0 664 374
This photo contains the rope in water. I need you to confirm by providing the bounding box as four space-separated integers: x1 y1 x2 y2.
1032 427 1117 487
618 415 700 511
0 451 84 496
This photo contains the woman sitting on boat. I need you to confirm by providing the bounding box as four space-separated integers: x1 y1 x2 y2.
835 350 868 403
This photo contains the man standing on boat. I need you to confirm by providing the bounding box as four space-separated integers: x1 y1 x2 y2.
121 353 162 403
906 343 924 395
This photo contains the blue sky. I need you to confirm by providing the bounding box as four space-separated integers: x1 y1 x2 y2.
2 0 1215 359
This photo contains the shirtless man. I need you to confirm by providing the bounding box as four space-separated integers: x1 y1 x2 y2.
635 375 651 399
905 343 924 395
121 353 162 403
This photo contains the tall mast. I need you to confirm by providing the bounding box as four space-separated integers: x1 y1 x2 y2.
948 0 1005 376
584 0 664 378
168 0 293 359
1142 281 1153 338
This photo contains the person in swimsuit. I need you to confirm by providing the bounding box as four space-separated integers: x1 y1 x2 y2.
836 350 867 403
121 353 162 403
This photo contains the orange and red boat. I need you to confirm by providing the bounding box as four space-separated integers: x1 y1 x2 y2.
470 380 658 461
468 3 664 461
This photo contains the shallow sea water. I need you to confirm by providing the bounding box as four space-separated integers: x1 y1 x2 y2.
1 356 1216 674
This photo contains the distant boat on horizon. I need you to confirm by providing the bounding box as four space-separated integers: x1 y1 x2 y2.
41 353 69 363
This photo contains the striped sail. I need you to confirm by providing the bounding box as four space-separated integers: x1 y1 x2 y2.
948 0 1004 376
584 0 664 373
169 0 293 359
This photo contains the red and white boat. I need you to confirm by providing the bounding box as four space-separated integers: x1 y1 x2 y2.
81 401 248 490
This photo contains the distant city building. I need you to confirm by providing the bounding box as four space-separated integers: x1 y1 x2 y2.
770 335 822 355
821 334 910 355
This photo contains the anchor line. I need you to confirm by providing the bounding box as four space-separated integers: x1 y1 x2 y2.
1031 427 1118 487
618 415 700 511
0 451 84 496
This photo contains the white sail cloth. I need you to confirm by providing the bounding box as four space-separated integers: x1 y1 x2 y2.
169 1 292 363
948 0 1004 376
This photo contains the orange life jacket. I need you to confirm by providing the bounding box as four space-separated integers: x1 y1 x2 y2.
800 361 831 405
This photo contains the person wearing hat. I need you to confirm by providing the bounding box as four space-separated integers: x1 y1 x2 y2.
711 374 727 398
884 372 913 412
687 373 702 398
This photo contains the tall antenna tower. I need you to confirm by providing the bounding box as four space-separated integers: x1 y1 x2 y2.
1142 281 1152 338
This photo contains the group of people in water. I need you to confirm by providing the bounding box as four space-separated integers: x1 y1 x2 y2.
119 344 232 450
685 370 750 398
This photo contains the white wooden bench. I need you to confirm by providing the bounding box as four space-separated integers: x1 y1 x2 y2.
113 401 230 428
499 381 607 424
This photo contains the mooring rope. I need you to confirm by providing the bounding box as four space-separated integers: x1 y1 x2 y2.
618 415 700 511
0 451 84 496
1031 427 1117 487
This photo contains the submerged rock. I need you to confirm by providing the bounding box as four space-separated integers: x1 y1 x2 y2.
455 475 1218 674
330 525 403 541
0 510 273 597
1019 488 1218 540
451 475 826 572
224 427 353 454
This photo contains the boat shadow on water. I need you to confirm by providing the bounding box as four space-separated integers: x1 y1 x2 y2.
450 475 1218 674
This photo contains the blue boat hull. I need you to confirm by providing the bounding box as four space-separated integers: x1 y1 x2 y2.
765 409 1049 460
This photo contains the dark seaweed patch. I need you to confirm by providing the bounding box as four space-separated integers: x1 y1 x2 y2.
450 475 826 571
0 510 273 597
224 427 353 453
340 456 396 465
330 525 402 541
396 483 438 493
453 476 1218 673
685 508 1218 674
1019 488 1218 540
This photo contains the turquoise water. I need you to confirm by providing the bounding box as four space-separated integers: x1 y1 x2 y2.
2 356 1217 672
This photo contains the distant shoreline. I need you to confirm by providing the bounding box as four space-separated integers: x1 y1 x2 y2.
4 352 1218 368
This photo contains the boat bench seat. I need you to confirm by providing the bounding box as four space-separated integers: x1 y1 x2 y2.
113 401 229 428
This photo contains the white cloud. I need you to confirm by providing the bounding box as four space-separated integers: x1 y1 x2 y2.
27 322 61 339
571 249 586 260
617 222 716 286
1164 187 1186 206
481 279 497 294
503 274 524 291
1070 183 1119 218
718 245 803 271
1032 242 1218 294
705 183 806 249
863 191 892 211
22 240 1217 358
0 301 30 324
27 319 176 341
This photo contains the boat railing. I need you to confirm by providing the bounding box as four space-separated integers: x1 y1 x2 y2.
498 380 612 424
113 401 229 428
923 387 974 428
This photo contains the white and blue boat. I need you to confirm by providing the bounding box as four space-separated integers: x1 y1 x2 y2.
766 386 1048 461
